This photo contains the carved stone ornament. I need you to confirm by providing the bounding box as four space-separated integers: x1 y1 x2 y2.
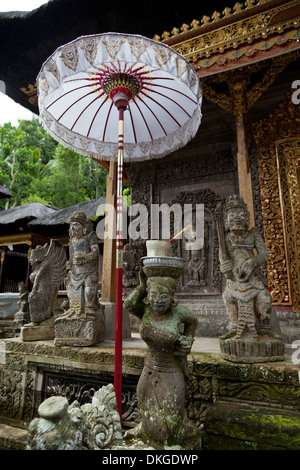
54 211 105 347
26 383 122 450
216 195 285 363
14 282 30 334
21 240 67 342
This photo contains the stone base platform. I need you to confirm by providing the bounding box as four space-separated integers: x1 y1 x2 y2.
0 337 299 450
219 332 285 363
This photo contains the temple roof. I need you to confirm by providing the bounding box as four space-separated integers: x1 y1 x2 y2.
0 202 56 224
0 186 12 199
0 0 231 114
28 196 105 229
0 202 57 235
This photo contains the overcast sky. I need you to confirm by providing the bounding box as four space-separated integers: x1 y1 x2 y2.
0 0 49 126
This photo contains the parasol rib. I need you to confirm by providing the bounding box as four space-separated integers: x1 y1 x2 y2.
46 84 95 109
137 94 167 136
57 89 102 122
87 95 109 137
102 101 114 141
71 94 104 131
142 88 192 119
149 83 198 104
127 105 138 144
139 93 181 128
132 98 153 140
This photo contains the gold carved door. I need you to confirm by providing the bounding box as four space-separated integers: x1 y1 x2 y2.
252 94 300 311
276 138 300 311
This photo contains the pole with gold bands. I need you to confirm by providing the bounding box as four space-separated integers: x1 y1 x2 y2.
114 96 127 420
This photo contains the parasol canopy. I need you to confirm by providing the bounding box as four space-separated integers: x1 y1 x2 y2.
36 32 202 419
37 32 202 162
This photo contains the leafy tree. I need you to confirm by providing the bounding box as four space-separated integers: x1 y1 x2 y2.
0 117 108 210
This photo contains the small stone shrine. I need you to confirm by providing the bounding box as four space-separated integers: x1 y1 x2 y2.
54 211 105 346
20 240 67 342
216 195 285 363
124 240 202 449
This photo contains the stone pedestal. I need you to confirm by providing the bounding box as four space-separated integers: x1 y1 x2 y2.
54 308 105 347
219 332 285 363
21 318 55 342
100 301 131 341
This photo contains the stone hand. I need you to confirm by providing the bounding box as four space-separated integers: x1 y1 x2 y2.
139 269 147 290
220 260 233 274
239 259 255 278
176 334 193 355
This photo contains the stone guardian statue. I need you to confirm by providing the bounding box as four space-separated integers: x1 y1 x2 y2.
216 195 285 363
54 211 105 346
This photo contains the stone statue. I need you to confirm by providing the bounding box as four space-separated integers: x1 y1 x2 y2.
124 251 201 448
186 248 206 287
14 281 30 334
21 240 67 341
54 211 105 346
27 384 122 450
183 221 209 288
216 195 285 362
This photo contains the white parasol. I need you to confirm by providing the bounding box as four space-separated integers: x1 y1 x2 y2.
37 32 202 418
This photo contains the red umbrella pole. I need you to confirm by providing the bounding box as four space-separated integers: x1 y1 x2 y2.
114 96 127 419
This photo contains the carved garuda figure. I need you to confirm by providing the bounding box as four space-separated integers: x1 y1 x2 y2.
27 384 122 450
27 240 67 325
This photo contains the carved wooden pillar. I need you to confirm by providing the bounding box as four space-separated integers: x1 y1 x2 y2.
101 159 117 302
230 79 255 229
0 246 7 291
201 53 298 230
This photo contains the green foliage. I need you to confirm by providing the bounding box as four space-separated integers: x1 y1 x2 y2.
0 117 108 209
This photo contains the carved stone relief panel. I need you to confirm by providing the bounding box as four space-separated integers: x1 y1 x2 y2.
125 149 238 297
169 189 223 296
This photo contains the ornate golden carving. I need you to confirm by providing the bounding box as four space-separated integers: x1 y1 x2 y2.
252 93 300 307
276 139 300 310
20 83 38 106
201 52 299 120
154 0 300 63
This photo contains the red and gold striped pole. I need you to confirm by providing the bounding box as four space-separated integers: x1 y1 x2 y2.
113 96 128 419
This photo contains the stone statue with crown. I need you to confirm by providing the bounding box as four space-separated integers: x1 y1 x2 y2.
215 194 285 363
54 211 105 346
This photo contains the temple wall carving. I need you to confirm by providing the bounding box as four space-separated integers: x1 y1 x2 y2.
125 146 243 336
0 339 299 450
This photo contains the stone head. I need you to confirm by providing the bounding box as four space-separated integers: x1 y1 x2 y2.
145 277 177 315
224 195 249 232
68 211 92 238
30 244 48 266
